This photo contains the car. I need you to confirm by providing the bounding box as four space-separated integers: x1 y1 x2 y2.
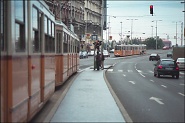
154 59 179 79
109 49 114 53
88 50 94 56
103 50 110 57
149 53 160 61
163 46 169 50
79 51 88 59
176 58 185 70
167 51 172 57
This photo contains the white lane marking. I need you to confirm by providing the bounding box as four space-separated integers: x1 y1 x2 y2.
161 85 167 88
123 74 126 77
135 64 137 69
139 73 145 77
149 97 164 105
149 70 154 73
128 70 133 72
180 83 184 86
118 70 123 72
107 69 113 72
178 92 185 97
150 80 154 82
137 70 142 73
128 81 135 84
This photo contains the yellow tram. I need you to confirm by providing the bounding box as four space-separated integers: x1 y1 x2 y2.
0 1 79 122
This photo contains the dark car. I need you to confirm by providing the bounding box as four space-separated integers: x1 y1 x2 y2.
167 51 172 57
149 53 160 61
154 59 179 79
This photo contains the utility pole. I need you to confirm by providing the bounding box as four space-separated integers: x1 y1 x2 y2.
152 20 162 50
181 22 183 46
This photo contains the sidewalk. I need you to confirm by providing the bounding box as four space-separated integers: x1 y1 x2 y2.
47 65 126 122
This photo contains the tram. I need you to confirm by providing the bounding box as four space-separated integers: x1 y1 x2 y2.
0 0 79 122
114 44 146 57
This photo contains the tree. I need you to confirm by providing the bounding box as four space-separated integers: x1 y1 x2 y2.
143 37 164 49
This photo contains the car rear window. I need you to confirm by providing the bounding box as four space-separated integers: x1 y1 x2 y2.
177 58 185 62
151 54 157 56
161 61 175 66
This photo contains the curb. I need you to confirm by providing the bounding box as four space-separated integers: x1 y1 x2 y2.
103 65 133 123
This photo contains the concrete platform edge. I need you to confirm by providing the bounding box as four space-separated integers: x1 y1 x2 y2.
43 72 81 122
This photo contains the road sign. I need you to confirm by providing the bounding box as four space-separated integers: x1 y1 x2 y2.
91 34 98 41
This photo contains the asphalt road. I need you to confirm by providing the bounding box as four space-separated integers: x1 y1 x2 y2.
105 51 184 122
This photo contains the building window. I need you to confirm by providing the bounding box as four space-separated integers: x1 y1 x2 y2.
15 0 25 52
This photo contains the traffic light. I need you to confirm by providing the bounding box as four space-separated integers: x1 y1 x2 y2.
150 5 153 15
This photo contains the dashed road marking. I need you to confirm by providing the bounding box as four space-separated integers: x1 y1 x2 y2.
123 74 126 77
161 85 167 88
149 70 154 73
128 70 133 72
150 80 154 82
118 70 123 72
137 70 142 73
128 81 135 84
139 73 145 77
107 69 113 72
180 83 184 86
178 92 185 97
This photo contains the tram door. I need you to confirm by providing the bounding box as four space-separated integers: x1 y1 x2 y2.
28 6 43 118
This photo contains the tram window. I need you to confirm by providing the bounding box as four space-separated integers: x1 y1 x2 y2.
32 30 40 52
32 7 40 53
48 20 51 36
32 7 38 29
15 23 25 52
14 1 25 52
15 1 24 22
44 18 55 53
44 16 47 34
56 31 61 53
0 0 5 51
52 22 55 37
63 33 68 53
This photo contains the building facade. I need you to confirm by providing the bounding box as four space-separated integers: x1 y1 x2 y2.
45 0 105 51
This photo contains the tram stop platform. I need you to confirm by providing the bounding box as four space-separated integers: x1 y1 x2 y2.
43 65 130 122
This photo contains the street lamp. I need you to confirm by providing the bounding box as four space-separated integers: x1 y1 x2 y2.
126 19 138 44
151 26 153 38
172 21 182 46
107 15 116 48
152 20 162 50
120 22 123 43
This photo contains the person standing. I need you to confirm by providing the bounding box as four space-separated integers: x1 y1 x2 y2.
101 53 105 70
96 52 101 70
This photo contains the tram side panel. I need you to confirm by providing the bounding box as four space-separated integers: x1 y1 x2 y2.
63 54 68 82
55 55 64 86
1 54 8 122
29 55 41 120
43 55 55 100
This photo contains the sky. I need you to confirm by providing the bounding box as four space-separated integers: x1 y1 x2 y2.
103 1 185 45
